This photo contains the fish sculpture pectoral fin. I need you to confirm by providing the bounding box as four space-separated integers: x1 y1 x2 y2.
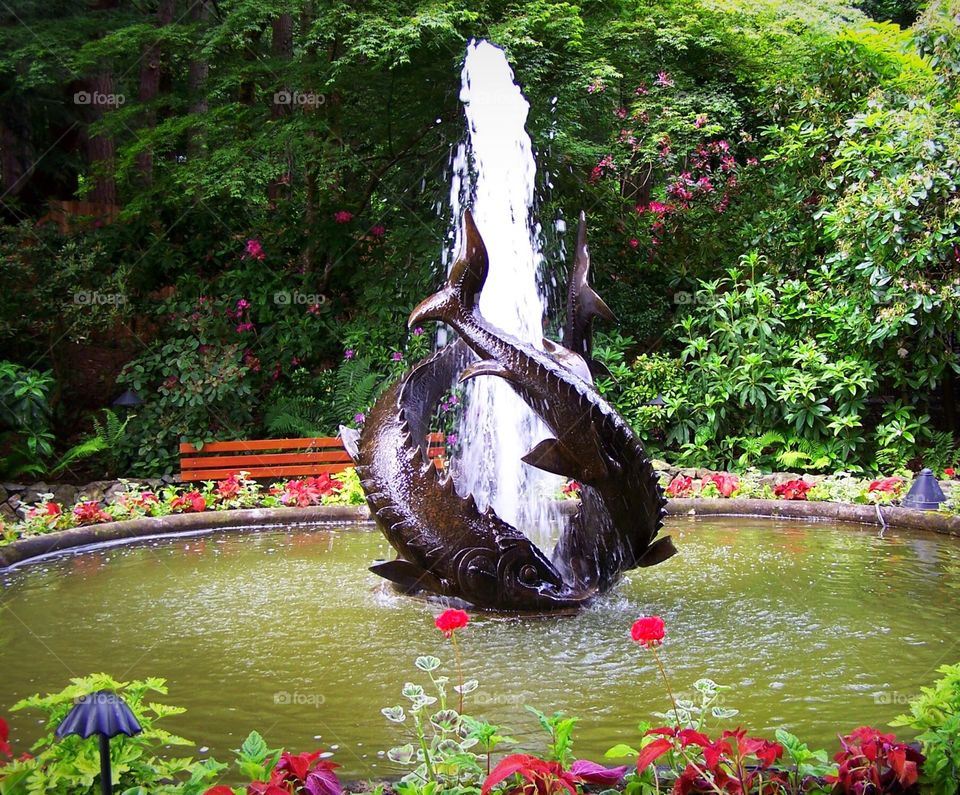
339 425 361 463
521 438 582 479
370 559 447 595
459 359 516 385
635 535 677 567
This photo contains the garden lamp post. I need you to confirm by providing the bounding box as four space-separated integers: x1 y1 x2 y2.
55 690 142 795
111 390 142 409
901 468 947 511
646 394 667 407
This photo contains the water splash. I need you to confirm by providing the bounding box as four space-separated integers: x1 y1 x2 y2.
447 40 564 549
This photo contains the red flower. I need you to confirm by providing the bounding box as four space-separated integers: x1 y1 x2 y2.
245 239 266 261
217 475 242 500
665 475 692 497
944 467 955 477
774 479 811 500
435 608 469 637
333 210 353 224
0 716 11 758
203 788 234 795
630 615 665 648
562 481 581 496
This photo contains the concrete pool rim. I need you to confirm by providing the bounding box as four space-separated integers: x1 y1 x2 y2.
1 498 957 571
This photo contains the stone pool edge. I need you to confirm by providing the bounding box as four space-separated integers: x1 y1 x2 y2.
1 498 957 570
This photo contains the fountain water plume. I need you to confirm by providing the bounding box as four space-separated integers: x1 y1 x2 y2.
447 40 564 550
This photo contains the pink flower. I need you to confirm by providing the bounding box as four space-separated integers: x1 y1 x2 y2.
412 327 424 336
333 210 353 224
354 413 365 424
694 114 708 128
629 238 639 249
244 239 265 261
634 83 648 96
308 303 322 315
391 351 403 361
615 106 627 119
654 71 674 87
236 322 254 333
344 349 355 359
236 298 250 311
646 201 671 215
446 433 458 445
702 473 740 497
370 224 386 238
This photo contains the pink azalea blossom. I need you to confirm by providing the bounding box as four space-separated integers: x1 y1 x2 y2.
370 224 386 238
333 210 353 224
654 71 674 87
244 239 265 261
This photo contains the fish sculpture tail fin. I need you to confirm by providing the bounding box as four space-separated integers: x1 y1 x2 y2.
409 209 488 328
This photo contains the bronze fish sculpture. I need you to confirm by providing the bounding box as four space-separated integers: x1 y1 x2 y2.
341 339 594 611
409 211 675 594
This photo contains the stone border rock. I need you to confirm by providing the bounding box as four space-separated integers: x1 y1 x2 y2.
1 498 957 572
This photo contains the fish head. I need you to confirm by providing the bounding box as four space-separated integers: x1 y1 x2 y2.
494 538 595 610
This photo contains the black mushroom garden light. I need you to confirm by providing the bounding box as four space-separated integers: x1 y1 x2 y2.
901 468 948 511
55 691 142 795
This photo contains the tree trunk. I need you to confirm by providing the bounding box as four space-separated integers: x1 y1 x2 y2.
136 0 176 185
0 107 33 199
268 13 294 203
186 0 211 157
84 69 117 205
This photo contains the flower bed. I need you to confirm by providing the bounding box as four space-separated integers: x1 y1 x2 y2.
2 613 958 794
0 470 365 548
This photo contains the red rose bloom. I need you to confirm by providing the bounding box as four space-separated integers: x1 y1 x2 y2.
631 615 665 647
435 608 469 637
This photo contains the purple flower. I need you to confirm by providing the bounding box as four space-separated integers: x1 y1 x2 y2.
412 327 424 337
236 298 250 311
354 413 365 424
391 351 403 361
446 434 458 445
441 402 451 412
449 395 458 405
655 71 674 88
344 349 355 359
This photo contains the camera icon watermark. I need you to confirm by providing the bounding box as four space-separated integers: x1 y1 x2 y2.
274 291 327 306
74 291 125 306
274 690 326 708
74 91 125 108
872 690 915 706
273 90 325 107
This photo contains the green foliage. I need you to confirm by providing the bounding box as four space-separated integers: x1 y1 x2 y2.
0 362 56 477
892 662 960 794
2 675 198 795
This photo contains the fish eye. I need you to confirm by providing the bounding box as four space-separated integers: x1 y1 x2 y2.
519 564 538 584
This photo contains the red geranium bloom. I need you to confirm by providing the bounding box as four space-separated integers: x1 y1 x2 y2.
944 467 955 477
562 481 581 496
435 608 469 637
630 615 665 648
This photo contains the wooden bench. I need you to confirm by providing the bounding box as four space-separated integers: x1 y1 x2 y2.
179 434 447 482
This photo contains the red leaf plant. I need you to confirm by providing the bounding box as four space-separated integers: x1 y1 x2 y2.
638 726 787 794
170 490 207 513
773 480 811 500
238 749 342 795
702 473 740 498
0 717 11 760
72 501 112 525
481 753 626 795
665 475 693 498
826 726 922 794
867 477 905 496
272 475 343 508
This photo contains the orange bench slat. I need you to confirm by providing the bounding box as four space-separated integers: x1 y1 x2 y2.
179 437 342 454
180 450 354 469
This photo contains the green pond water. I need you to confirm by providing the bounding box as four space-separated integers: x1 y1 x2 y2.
1 517 959 778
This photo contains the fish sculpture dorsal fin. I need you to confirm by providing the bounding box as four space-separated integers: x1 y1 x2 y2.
370 559 446 594
542 338 593 383
562 212 617 363
409 210 489 328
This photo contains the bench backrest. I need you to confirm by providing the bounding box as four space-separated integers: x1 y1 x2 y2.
179 434 446 482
